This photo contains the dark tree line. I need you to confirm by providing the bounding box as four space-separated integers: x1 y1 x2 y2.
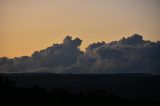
0 76 159 106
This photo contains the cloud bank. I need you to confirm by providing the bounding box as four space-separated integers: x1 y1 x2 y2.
0 34 160 74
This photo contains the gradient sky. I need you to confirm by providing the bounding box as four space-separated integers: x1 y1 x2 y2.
0 0 160 58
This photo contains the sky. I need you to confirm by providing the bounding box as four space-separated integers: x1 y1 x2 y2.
0 0 160 58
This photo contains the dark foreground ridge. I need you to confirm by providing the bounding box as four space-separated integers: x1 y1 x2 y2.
0 73 160 106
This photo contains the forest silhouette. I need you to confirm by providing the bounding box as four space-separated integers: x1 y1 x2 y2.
0 74 160 106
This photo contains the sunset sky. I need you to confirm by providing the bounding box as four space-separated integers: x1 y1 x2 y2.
0 0 160 58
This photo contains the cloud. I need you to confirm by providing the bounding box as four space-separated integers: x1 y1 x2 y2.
73 34 160 74
0 34 160 74
119 34 144 45
0 36 83 73
64 34 160 74
31 36 83 68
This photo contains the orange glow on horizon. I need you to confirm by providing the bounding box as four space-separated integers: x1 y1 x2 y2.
0 0 160 58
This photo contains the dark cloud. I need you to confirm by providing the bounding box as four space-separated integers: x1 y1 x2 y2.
119 34 144 45
64 34 160 74
0 34 160 74
31 36 83 68
0 36 83 73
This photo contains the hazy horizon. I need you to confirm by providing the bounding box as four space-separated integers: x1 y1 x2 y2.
0 34 160 58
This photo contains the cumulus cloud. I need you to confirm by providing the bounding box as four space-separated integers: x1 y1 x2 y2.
0 36 83 73
71 34 160 74
0 34 160 74
31 36 83 68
